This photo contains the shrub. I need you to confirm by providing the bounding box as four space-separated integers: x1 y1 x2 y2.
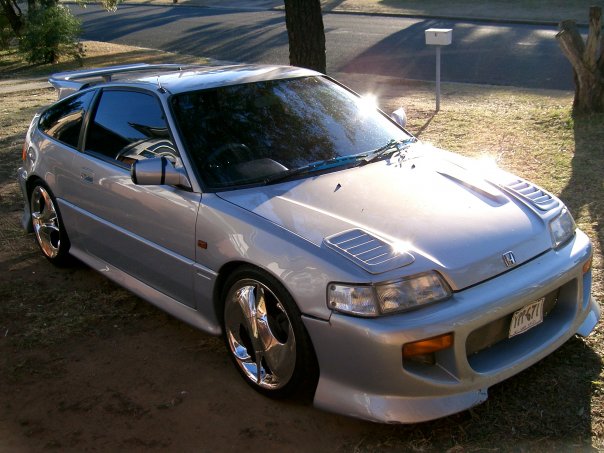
19 5 83 64
0 13 14 49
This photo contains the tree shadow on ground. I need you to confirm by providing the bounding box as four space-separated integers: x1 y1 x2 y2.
322 0 346 11
414 110 437 137
337 17 573 90
559 113 604 260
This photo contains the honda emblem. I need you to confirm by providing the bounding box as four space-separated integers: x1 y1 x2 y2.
502 251 517 268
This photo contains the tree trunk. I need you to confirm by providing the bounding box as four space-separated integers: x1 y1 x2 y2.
0 0 24 36
556 6 604 114
283 0 326 73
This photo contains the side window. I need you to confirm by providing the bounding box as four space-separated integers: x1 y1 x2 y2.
85 90 177 166
39 90 95 149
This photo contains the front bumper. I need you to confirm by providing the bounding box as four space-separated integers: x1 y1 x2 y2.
303 229 599 423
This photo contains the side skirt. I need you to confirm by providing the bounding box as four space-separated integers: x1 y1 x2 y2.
69 245 222 336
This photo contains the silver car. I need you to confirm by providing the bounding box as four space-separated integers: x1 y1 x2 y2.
18 63 599 423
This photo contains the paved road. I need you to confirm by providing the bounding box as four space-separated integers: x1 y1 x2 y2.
73 4 575 90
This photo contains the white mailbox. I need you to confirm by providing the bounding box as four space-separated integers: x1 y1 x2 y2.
424 28 453 112
425 28 452 46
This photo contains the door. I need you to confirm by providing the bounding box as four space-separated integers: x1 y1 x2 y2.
62 88 200 307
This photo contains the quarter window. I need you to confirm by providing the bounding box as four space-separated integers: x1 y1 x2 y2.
39 90 95 148
86 90 177 166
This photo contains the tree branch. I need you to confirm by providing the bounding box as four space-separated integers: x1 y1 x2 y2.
599 20 604 73
0 0 24 36
584 6 602 71
556 21 587 75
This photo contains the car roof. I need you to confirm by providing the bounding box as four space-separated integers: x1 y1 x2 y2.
49 63 321 99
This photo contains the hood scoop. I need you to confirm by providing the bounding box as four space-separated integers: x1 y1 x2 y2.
323 229 415 274
501 178 559 212
435 166 507 204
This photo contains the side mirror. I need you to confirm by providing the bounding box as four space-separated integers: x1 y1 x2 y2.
391 107 407 128
131 156 192 189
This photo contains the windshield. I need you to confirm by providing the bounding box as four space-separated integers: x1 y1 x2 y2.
171 76 411 190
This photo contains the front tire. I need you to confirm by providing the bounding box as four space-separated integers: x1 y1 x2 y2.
222 266 318 399
30 183 71 266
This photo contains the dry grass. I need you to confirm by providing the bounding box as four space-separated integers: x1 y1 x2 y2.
0 40 209 79
1 43 603 451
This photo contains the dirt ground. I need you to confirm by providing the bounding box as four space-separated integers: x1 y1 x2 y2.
0 217 378 452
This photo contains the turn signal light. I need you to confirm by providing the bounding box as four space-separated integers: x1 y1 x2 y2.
22 143 27 161
583 253 593 274
403 333 453 358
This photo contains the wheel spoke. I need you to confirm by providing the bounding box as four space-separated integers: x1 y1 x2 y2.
38 227 52 243
40 223 60 235
44 211 58 224
236 285 263 353
255 352 264 384
259 320 295 380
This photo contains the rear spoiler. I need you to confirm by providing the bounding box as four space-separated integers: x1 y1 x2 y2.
48 63 201 99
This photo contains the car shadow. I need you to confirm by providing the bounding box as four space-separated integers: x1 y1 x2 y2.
559 113 604 260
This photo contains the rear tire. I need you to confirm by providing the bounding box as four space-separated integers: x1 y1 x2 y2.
222 266 318 399
30 183 72 266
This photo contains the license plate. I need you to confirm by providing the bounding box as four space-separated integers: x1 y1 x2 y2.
509 298 544 338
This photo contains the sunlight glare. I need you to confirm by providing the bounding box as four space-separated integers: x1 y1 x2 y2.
356 94 378 116
392 240 412 255
474 154 499 174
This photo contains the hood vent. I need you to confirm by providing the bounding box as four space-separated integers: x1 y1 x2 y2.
502 179 559 212
323 229 415 274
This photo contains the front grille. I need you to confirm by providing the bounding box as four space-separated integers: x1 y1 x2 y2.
466 290 559 357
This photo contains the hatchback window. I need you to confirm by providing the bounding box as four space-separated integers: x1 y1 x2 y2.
39 90 95 149
86 90 177 166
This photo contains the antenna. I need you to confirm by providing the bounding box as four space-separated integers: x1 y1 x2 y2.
156 76 166 93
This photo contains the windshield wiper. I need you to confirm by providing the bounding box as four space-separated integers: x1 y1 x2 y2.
263 154 362 185
263 138 417 185
361 137 417 165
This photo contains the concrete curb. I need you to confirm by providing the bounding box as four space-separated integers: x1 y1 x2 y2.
324 8 576 28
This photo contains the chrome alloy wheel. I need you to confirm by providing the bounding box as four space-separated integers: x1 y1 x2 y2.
30 185 61 259
224 279 296 390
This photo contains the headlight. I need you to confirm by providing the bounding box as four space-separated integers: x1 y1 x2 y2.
328 272 451 317
549 207 576 249
375 272 451 314
327 285 377 316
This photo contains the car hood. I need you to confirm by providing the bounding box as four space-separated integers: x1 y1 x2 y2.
217 145 557 289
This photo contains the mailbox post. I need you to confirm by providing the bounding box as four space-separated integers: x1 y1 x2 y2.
425 28 452 111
